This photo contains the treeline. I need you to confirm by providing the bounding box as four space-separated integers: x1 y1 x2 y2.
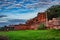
46 5 60 20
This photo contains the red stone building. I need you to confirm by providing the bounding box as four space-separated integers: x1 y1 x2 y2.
3 12 60 30
13 12 46 30
6 12 46 30
14 24 28 30
26 12 46 24
37 12 46 23
46 18 60 29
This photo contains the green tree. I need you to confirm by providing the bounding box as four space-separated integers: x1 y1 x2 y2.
46 5 60 20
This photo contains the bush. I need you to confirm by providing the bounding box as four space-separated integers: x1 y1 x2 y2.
38 23 45 30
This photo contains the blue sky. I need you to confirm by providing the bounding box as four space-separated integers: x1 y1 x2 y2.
0 0 60 19
0 0 60 26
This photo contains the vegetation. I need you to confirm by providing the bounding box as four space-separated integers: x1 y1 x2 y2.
0 30 60 40
38 23 45 30
46 5 60 20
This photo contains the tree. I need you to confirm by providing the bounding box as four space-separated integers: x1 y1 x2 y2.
46 5 60 20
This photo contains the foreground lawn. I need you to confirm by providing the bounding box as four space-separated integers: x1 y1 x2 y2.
0 30 60 40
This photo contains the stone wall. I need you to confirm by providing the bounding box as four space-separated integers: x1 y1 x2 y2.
45 18 60 29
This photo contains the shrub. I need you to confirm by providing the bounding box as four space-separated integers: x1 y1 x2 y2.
38 23 45 30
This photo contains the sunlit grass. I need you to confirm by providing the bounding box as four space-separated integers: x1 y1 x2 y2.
0 30 60 40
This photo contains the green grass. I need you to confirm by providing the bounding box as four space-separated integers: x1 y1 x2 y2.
0 30 60 40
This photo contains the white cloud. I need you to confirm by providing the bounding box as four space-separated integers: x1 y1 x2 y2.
15 3 22 8
0 18 8 22
0 0 59 10
5 2 23 9
0 0 60 13
3 12 38 20
51 1 60 5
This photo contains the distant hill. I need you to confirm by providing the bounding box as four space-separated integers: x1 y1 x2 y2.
46 5 60 20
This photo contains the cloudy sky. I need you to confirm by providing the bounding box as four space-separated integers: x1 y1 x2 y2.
0 0 60 26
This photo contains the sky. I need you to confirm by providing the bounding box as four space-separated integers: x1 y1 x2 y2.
0 0 60 26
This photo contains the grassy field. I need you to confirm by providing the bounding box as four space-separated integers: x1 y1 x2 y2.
0 30 60 40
